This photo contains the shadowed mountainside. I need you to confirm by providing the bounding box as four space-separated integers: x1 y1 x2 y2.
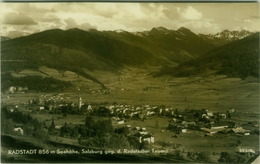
156 32 259 79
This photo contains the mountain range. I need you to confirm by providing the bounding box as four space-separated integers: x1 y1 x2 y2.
198 29 254 46
1 27 217 70
1 27 259 90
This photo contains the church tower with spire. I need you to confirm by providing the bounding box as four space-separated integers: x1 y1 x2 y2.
78 87 82 111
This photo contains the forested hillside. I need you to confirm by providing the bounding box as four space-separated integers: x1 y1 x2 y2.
157 33 259 78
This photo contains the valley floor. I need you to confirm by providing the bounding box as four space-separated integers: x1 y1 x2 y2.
1 74 259 163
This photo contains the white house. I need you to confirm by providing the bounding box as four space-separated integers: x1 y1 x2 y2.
139 131 148 135
142 134 155 143
230 127 250 135
117 120 125 124
13 127 24 135
9 86 16 93
229 108 235 113
87 105 92 110
182 129 187 133
211 126 228 130
135 126 140 130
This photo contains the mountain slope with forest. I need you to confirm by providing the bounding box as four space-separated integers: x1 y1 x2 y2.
156 32 259 78
1 27 216 72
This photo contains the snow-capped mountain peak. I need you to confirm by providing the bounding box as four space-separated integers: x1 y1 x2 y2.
214 29 253 40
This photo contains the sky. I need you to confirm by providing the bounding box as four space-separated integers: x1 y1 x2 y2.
0 2 260 38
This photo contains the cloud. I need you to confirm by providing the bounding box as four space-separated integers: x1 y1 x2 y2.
0 3 259 38
179 20 221 34
251 15 260 19
64 18 96 30
244 19 252 23
7 30 32 38
15 3 52 15
162 6 181 20
42 14 61 22
63 16 95 30
93 4 119 18
65 18 78 29
181 6 202 20
80 23 96 30
2 12 37 25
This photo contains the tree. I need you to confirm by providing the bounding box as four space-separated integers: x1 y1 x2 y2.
79 126 93 137
139 141 150 150
174 109 179 115
48 118 56 134
167 124 182 133
109 134 130 149
94 106 111 116
219 152 247 163
127 136 140 149
32 122 49 140
196 152 211 162
60 122 71 137
1 119 15 134
115 127 129 136
94 119 113 136
227 112 231 119
174 150 184 160
61 106 68 117
70 126 79 138
85 116 95 128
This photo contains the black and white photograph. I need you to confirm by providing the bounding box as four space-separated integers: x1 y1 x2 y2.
0 1 259 163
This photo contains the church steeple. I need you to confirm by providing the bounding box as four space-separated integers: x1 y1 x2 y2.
78 96 82 110
78 87 82 110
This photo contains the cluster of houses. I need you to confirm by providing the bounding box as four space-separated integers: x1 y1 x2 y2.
114 123 155 144
103 104 177 119
167 108 255 136
28 94 81 112
27 94 178 118
8 86 28 93
132 126 155 144
89 89 111 95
